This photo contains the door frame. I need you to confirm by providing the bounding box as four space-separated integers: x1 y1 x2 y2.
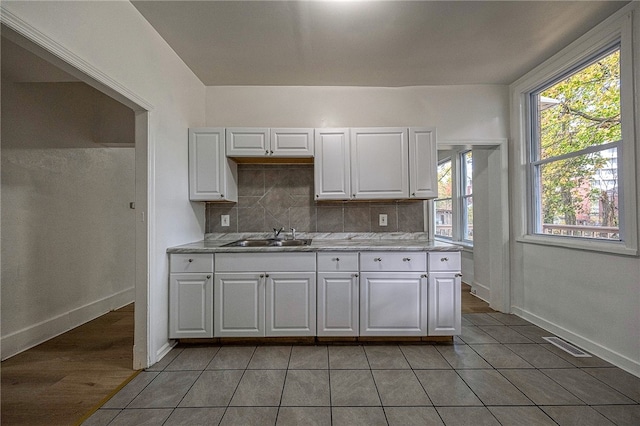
1 16 154 368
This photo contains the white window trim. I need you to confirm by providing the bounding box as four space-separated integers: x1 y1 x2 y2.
510 6 638 256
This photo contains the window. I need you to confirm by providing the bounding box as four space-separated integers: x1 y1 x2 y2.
461 151 473 242
435 158 452 239
434 150 473 245
530 46 622 241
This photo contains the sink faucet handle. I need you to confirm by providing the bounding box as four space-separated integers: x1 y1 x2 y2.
273 227 284 238
290 228 296 240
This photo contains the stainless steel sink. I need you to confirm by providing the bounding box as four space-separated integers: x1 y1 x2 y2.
222 238 312 247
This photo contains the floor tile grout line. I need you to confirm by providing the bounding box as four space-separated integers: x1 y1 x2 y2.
273 346 294 424
578 366 640 403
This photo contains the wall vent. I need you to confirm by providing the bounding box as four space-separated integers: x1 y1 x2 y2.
543 336 591 357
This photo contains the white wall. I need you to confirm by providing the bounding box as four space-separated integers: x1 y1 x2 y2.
1 81 136 359
510 4 640 375
2 1 206 367
206 85 509 141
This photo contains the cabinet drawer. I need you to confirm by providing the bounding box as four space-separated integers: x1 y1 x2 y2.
317 252 358 271
170 254 214 273
216 252 316 272
360 252 426 272
428 252 461 272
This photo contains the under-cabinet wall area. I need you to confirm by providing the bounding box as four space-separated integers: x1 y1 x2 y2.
205 164 425 233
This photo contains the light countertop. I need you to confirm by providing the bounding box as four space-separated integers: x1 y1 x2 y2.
167 232 462 254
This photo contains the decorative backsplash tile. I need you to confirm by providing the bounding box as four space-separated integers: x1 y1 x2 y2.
205 164 425 233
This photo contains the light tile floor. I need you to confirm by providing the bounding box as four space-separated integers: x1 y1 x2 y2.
84 313 640 425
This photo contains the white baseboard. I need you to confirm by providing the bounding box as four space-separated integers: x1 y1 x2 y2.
153 340 178 368
471 280 491 303
1 287 135 360
511 306 640 377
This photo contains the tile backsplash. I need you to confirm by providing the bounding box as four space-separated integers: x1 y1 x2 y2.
205 165 425 234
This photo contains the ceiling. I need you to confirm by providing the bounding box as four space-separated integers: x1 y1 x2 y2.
131 0 629 87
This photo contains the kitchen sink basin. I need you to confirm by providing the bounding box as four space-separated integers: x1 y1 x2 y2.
222 238 312 247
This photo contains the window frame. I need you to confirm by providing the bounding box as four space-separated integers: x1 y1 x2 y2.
511 9 637 256
528 44 623 243
433 150 473 247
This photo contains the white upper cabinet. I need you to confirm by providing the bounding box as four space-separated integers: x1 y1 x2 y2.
226 127 314 157
350 128 409 199
314 127 436 200
189 128 238 202
314 128 351 200
409 127 438 198
270 128 314 157
225 127 270 157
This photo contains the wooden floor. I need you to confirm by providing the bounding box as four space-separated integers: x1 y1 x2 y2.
0 285 491 425
1 304 135 426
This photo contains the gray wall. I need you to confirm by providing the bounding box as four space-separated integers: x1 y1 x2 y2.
1 79 136 359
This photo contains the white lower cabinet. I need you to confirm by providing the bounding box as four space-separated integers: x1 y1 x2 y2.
266 272 316 336
360 272 428 336
427 252 462 335
214 253 316 337
169 254 214 338
359 252 428 336
317 273 359 336
214 273 264 337
428 272 462 335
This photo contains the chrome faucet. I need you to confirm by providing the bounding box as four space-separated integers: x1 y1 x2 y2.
273 227 284 240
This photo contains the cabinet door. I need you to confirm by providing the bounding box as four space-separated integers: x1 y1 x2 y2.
314 129 351 200
428 272 462 335
169 273 213 338
189 128 238 201
317 272 359 336
409 127 438 198
350 128 409 199
271 128 314 157
266 272 316 336
226 127 270 157
360 272 427 336
214 273 264 337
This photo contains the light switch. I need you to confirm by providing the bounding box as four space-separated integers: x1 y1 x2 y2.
221 214 230 227
379 214 388 226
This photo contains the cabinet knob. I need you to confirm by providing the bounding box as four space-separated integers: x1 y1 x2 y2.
421 274 428 278
265 274 270 278
412 192 416 196
265 150 269 155
188 258 193 263
260 274 265 278
270 150 274 155
352 194 356 198
333 257 340 262
316 194 319 198
207 275 211 279
353 273 359 278
220 194 224 198
374 257 382 262
403 257 411 262
441 257 449 262
455 273 463 277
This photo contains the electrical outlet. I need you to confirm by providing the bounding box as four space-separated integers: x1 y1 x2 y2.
221 214 230 227
379 213 388 226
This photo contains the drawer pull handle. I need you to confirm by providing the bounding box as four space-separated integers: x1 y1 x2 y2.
374 257 382 262
333 257 340 262
188 259 193 263
441 257 449 262
403 257 411 262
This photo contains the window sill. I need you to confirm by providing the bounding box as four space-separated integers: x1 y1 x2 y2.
435 237 473 252
517 234 638 257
